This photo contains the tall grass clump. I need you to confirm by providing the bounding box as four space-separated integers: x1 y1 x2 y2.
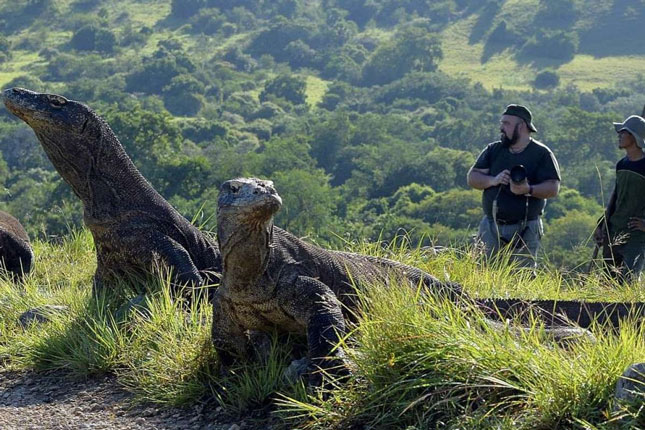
213 333 309 415
3 229 645 428
118 278 218 405
0 229 97 370
277 243 645 429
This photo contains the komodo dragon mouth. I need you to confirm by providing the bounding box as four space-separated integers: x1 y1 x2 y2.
3 87 89 133
218 177 282 213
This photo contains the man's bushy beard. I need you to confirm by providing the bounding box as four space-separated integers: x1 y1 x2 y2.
501 123 520 147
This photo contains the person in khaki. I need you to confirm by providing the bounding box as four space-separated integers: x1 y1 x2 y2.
467 104 561 269
594 115 645 283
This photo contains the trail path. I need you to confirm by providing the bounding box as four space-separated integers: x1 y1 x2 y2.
0 370 259 430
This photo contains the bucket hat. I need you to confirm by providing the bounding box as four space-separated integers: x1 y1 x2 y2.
613 115 645 147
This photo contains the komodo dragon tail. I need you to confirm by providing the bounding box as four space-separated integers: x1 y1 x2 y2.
474 297 645 329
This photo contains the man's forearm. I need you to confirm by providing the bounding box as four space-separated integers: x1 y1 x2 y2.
530 180 559 199
467 170 495 190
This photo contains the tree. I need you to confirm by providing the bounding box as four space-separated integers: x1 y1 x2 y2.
260 75 307 105
534 70 560 89
361 26 442 86
126 49 195 94
70 25 117 54
542 210 596 270
533 0 578 29
170 0 205 18
272 168 337 237
162 74 206 116
520 30 578 62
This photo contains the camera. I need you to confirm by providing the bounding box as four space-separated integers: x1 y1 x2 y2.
510 165 527 183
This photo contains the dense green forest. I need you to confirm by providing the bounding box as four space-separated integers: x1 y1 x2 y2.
1 0 644 271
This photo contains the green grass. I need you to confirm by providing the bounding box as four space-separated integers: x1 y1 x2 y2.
439 16 537 92
305 75 329 108
1 230 645 428
438 3 645 92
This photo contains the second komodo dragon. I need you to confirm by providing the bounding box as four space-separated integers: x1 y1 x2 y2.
0 209 34 279
213 178 634 383
2 88 221 294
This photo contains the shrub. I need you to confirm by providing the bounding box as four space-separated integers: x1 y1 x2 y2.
162 75 206 116
361 26 442 86
188 8 225 35
0 36 10 55
70 25 117 53
260 75 307 105
534 70 560 89
4 75 44 91
520 30 578 61
487 20 520 46
170 0 204 18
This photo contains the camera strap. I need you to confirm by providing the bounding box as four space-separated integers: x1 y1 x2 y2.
491 188 530 250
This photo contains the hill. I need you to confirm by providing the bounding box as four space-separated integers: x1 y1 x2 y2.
0 1 644 267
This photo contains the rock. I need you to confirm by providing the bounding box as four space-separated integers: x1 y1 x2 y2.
18 305 68 327
114 294 150 321
615 362 645 403
283 358 311 384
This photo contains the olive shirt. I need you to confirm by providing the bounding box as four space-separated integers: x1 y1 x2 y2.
608 156 645 244
473 139 561 223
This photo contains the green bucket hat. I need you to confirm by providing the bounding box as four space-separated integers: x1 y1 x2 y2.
503 104 538 133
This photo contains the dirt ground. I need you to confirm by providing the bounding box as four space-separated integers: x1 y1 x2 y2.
0 370 269 430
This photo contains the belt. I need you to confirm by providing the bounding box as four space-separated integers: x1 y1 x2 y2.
490 217 538 225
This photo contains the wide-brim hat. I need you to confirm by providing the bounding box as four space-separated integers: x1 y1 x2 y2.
614 115 645 147
503 104 537 132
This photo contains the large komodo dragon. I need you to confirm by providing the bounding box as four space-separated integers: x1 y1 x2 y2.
2 88 220 293
213 178 645 382
0 210 34 279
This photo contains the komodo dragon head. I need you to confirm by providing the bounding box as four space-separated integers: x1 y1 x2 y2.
216 178 282 273
2 87 140 208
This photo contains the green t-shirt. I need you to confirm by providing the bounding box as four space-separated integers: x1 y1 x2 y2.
608 156 645 244
473 139 561 222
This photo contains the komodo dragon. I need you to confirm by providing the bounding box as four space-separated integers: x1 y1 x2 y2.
2 88 220 293
0 210 33 279
213 178 636 382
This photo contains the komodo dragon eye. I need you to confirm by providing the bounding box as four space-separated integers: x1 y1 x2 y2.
230 184 240 193
48 95 68 108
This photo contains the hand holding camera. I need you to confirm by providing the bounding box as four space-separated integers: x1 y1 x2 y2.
492 169 510 186
509 165 531 196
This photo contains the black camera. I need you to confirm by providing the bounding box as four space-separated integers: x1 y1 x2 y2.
510 165 527 183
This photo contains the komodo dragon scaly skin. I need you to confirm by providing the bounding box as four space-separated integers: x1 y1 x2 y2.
213 177 464 378
2 88 220 292
0 210 33 279
213 178 645 382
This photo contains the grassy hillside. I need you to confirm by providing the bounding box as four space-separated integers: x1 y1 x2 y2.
439 0 645 91
1 231 645 428
2 0 645 93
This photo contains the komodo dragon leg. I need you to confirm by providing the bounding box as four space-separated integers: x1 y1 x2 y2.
148 233 204 289
278 276 349 383
92 231 204 297
211 292 252 365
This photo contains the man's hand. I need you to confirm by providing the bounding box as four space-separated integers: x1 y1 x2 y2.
492 169 510 187
593 220 607 246
628 217 645 232
509 179 530 196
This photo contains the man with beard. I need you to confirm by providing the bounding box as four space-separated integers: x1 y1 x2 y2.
594 115 645 283
467 104 561 270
